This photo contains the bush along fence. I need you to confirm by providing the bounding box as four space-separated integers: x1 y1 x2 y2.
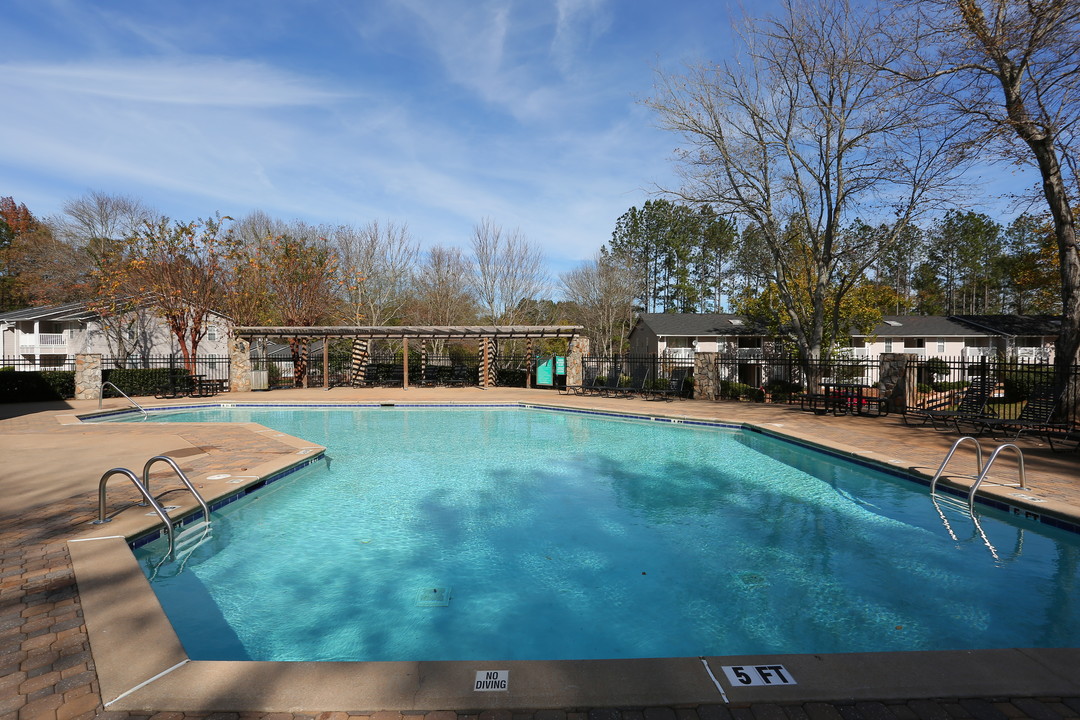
698 352 1080 427
0 355 231 402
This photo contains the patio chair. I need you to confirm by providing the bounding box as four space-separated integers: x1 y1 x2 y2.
594 363 625 397
648 367 688 401
961 383 1062 440
902 378 995 430
566 364 599 395
612 363 652 398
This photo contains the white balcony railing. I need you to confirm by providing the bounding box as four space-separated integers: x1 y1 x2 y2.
736 347 763 358
962 346 995 358
18 333 68 352
662 347 695 359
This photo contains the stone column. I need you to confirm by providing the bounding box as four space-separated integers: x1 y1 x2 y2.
75 354 102 401
877 352 911 413
229 337 252 393
694 352 718 401
566 335 590 389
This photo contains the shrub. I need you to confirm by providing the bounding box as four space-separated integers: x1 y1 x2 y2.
0 371 74 402
1000 367 1054 402
103 368 190 397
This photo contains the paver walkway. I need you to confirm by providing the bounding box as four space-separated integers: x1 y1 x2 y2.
2 388 1079 720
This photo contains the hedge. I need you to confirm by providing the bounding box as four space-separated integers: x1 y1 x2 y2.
0 370 75 402
102 368 191 397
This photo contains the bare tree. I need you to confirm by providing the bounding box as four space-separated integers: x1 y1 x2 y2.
646 0 964 377
408 245 478 352
470 218 549 326
891 0 1080 412
53 191 158 362
332 220 418 326
560 252 637 356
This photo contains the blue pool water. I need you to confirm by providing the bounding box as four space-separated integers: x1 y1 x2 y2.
125 406 1080 662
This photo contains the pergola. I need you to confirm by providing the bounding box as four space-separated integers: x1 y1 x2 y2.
233 325 585 390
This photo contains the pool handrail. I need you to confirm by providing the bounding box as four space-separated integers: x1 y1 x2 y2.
142 455 212 525
100 381 148 419
93 467 177 558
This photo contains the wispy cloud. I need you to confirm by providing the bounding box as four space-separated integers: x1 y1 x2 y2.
2 59 347 107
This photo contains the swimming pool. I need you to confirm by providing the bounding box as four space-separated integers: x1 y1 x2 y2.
124 406 1080 663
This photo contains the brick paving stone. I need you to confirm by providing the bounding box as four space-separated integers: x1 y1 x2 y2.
675 709 699 720
804 704 845 720
991 703 1026 719
906 701 951 720
371 712 404 720
534 712 566 720
957 699 1008 720
747 706 787 720
1011 699 1063 720
852 704 898 720
938 701 971 718
620 711 643 720
589 710 621 720
729 709 756 720
17 690 64 720
53 692 97 720
697 708 734 720
781 705 810 720
1042 702 1077 719
644 709 677 720
1063 699 1080 716
567 712 587 720
835 705 864 720
424 712 458 720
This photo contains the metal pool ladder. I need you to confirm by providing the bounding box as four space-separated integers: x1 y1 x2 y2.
92 455 212 559
99 381 148 419
930 436 1027 513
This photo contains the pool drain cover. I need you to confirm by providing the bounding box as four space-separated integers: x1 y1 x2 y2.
416 587 451 607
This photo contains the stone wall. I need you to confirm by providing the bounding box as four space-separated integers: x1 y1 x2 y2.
74 354 102 400
229 337 252 393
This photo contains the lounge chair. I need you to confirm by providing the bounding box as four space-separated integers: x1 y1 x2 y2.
594 363 625 397
566 365 600 395
611 363 651 398
961 383 1062 440
902 379 995 429
648 367 688 401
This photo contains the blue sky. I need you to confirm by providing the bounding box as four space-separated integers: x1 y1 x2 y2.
1 0 1036 275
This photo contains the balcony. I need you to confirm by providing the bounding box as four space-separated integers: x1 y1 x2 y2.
18 333 68 354
662 347 695 360
962 346 996 358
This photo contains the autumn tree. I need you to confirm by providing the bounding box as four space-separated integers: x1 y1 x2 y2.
260 227 339 386
124 215 234 372
892 0 1080 410
647 0 963 382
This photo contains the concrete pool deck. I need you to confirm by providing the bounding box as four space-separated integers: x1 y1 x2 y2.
2 387 1080 720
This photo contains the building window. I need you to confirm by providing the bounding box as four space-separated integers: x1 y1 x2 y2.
937 338 945 353
884 338 893 353
207 326 218 342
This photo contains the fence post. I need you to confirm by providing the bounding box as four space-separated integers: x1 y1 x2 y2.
229 337 252 393
566 336 590 389
74 354 102 400
877 353 910 413
694 352 718 400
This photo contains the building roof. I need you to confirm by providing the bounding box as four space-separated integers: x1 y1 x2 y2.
631 313 766 337
951 315 1061 338
0 301 99 323
851 316 990 338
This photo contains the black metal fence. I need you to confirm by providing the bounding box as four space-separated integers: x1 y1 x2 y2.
712 353 1080 426
581 354 696 396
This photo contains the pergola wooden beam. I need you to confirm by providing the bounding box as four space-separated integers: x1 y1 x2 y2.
235 325 582 341
236 325 583 389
